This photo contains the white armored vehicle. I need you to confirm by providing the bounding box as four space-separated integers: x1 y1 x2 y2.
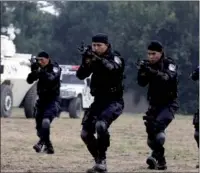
59 65 94 118
0 34 37 118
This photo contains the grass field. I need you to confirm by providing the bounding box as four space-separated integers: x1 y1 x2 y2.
1 108 199 172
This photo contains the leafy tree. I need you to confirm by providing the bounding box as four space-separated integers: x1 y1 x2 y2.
1 1 199 113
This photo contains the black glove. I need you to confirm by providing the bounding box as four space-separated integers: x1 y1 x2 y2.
137 60 157 75
137 60 150 70
31 62 40 72
82 50 93 64
37 68 46 79
82 53 97 66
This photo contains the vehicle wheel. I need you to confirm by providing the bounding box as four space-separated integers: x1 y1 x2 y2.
24 84 38 118
68 96 82 119
0 85 13 118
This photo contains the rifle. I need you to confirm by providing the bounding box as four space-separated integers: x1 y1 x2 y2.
29 55 40 71
77 41 101 61
135 58 151 69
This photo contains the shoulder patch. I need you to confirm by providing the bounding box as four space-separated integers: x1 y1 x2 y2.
114 56 122 65
168 64 176 71
53 67 59 73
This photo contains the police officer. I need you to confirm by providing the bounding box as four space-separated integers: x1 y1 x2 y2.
76 33 125 173
190 66 199 168
137 41 179 170
26 51 61 154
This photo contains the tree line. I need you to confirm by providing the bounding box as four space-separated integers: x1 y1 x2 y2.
1 1 199 114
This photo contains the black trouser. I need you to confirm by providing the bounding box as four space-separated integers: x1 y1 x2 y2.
35 99 60 144
144 104 177 160
80 98 124 160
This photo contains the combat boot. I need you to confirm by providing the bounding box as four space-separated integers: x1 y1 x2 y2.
86 158 99 173
146 156 157 169
95 159 107 173
33 139 44 153
157 156 167 170
146 151 158 169
86 158 107 173
44 141 54 154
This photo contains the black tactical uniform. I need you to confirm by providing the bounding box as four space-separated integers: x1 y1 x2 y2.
26 51 61 154
76 34 125 173
137 41 179 170
190 66 199 168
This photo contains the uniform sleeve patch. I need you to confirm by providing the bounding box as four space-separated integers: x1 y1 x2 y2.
114 56 122 65
168 64 176 71
53 67 59 73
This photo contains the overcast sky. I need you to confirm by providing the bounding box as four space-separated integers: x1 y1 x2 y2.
37 1 59 16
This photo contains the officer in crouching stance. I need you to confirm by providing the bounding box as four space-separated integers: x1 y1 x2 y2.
76 33 125 173
26 51 61 154
137 41 179 170
190 66 199 168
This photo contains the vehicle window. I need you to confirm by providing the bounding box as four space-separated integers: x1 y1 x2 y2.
61 74 84 84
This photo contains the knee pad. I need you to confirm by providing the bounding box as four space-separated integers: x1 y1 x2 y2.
80 130 95 145
155 132 166 146
42 118 50 129
80 130 88 141
95 121 107 135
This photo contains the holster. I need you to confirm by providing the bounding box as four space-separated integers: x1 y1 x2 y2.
143 106 159 122
143 106 161 138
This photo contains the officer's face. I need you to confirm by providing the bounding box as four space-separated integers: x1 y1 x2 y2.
147 50 162 64
92 42 108 55
37 57 49 67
